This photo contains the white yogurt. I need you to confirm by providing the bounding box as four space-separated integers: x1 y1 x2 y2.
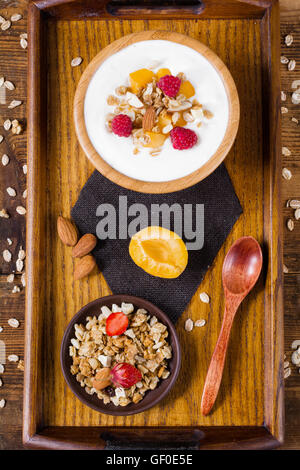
84 40 229 183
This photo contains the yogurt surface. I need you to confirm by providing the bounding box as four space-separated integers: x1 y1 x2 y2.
84 40 229 182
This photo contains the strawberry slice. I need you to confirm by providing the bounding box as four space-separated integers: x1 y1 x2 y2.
111 363 142 388
106 311 129 336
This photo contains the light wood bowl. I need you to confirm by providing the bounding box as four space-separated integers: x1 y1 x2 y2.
74 30 240 194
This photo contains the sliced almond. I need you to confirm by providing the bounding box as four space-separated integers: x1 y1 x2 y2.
142 106 156 131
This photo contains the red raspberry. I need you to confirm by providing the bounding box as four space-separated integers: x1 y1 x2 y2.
111 114 132 137
170 127 198 150
157 75 181 98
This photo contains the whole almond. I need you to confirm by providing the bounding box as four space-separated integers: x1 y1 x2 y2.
92 368 111 391
142 106 156 131
57 216 78 246
74 254 96 280
72 233 97 258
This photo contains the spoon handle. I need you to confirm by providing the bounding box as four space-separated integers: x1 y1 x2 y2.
201 305 237 416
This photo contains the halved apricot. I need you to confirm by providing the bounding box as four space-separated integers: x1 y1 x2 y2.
144 131 167 148
129 226 188 279
179 80 195 99
158 112 186 130
156 68 171 79
129 69 155 94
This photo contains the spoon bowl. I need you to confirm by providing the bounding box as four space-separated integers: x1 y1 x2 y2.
222 236 263 295
201 236 263 416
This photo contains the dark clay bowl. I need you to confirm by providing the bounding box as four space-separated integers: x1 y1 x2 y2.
60 294 181 416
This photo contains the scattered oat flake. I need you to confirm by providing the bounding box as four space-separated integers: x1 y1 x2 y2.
17 360 24 371
285 34 293 46
21 273 26 287
185 318 194 332
71 57 83 67
200 292 210 303
16 259 23 272
0 379 2 387
288 59 296 71
295 208 300 220
0 209 9 218
18 248 25 260
11 13 22 22
283 264 289 273
0 327 2 333
0 135 3 143
8 100 22 109
20 38 27 49
284 361 290 369
0 365 4 373
1 20 11 31
281 56 289 64
4 80 15 90
287 218 294 231
23 164 27 174
1 154 9 166
22 189 27 199
282 167 292 180
284 367 291 379
4 119 11 131
0 77 4 87
281 91 286 101
20 33 27 39
0 16 5 24
282 147 291 156
8 354 19 362
289 200 300 208
3 250 11 262
6 187 16 197
16 206 26 215
7 274 14 283
8 318 19 328
12 286 20 294
281 106 288 114
0 399 6 408
195 319 206 327
292 117 299 124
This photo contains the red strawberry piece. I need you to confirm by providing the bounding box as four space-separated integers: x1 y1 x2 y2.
111 363 142 388
170 126 198 150
111 114 132 137
157 75 181 98
106 312 129 336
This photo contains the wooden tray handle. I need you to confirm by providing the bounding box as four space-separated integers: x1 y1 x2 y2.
106 0 205 16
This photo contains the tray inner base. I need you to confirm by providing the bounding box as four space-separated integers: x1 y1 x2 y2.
44 17 264 428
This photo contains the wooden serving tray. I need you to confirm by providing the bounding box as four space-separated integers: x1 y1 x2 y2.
24 0 283 449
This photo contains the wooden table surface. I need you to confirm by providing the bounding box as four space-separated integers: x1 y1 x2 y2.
0 0 300 450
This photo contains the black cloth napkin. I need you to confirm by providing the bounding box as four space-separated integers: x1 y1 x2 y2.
71 164 242 323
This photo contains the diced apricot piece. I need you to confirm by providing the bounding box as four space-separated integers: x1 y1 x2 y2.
179 80 195 99
156 68 171 79
158 112 186 131
129 69 155 94
144 131 167 148
129 226 188 279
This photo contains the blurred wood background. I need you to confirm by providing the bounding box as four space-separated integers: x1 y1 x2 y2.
0 0 300 449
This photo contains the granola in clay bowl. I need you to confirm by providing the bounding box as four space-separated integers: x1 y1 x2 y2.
74 32 239 192
60 295 181 415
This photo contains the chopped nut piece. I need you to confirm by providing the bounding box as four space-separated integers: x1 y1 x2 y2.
16 259 23 272
1 154 9 166
292 117 299 124
281 91 286 101
282 147 291 156
16 206 26 215
0 209 9 218
281 56 289 64
11 13 22 22
12 286 20 294
283 264 289 273
0 135 3 142
1 20 11 31
290 200 300 208
295 208 300 220
281 106 288 114
6 187 16 197
4 119 11 131
195 319 206 327
288 59 296 71
284 367 291 379
7 274 14 283
17 360 24 371
4 80 15 90
8 100 22 109
20 38 27 49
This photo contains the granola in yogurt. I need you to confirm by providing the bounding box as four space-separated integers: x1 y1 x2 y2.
69 302 172 406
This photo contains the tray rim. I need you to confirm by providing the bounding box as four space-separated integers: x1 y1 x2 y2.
24 0 284 450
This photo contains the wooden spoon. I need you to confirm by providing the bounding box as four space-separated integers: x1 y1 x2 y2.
200 236 263 416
